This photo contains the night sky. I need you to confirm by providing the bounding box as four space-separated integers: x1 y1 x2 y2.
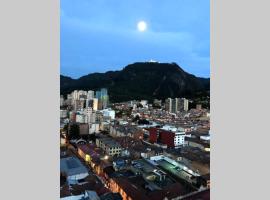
61 0 209 78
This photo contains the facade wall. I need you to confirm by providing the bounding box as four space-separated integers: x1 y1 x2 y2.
109 179 130 200
148 128 158 143
60 110 68 118
79 124 89 135
159 130 175 148
69 112 76 122
77 148 86 161
105 146 122 156
187 141 207 151
174 133 185 146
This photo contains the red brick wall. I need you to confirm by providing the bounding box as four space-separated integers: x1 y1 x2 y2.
148 128 158 143
159 130 175 148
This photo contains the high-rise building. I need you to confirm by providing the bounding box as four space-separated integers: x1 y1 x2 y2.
72 90 87 101
93 98 98 111
100 88 109 109
165 98 173 113
79 94 87 100
95 91 101 99
69 111 76 122
60 95 64 107
172 98 178 113
60 109 68 118
72 90 79 100
95 88 108 110
101 108 115 120
67 94 72 101
74 99 85 111
86 99 91 109
85 107 96 124
76 113 86 123
165 97 189 113
183 98 189 111
87 90 95 100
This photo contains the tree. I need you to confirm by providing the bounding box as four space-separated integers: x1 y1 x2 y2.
138 119 150 125
132 115 140 122
68 123 80 140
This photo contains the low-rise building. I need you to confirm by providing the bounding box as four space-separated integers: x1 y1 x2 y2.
96 137 122 156
147 127 188 148
185 137 210 152
89 123 100 134
60 156 89 185
101 108 116 120
79 123 89 135
110 125 144 140
60 109 68 118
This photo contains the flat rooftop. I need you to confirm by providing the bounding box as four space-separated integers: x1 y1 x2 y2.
60 156 88 177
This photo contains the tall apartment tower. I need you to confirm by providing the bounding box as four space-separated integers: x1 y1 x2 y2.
72 90 79 100
86 97 98 110
178 98 189 111
60 95 64 107
100 88 109 109
87 90 95 100
95 88 108 110
183 98 189 111
165 98 173 113
92 98 98 111
85 107 96 124
165 97 189 113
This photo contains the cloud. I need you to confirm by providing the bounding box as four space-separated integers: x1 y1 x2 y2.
60 0 210 78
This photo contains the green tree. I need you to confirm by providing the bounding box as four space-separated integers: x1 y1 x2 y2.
68 123 80 140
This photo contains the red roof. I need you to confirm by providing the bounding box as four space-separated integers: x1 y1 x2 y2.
113 177 150 200
77 144 102 157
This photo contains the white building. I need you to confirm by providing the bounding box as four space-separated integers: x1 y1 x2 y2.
161 125 190 147
100 121 110 132
161 125 177 132
183 98 189 111
89 123 99 134
67 94 72 100
60 157 89 185
87 90 95 100
174 131 186 147
200 135 210 141
93 98 98 111
84 108 95 123
72 90 87 101
96 137 122 156
60 109 68 118
165 98 173 113
101 108 115 120
140 100 148 106
76 114 86 123
60 95 65 107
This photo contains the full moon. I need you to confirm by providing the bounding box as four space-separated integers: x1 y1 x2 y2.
137 21 147 32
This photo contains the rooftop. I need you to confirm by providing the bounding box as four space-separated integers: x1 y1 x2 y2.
113 177 150 200
61 174 111 198
60 156 88 177
185 137 210 148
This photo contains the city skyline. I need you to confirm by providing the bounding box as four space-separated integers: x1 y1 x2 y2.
61 0 210 78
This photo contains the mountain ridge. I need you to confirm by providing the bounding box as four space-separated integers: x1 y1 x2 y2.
61 62 210 103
